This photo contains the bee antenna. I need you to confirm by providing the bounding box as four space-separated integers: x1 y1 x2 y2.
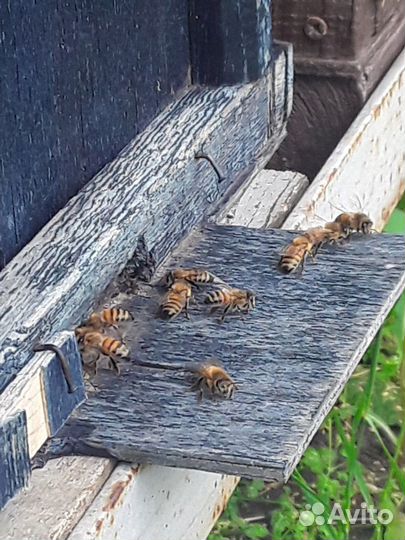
352 193 364 212
314 213 327 223
328 201 346 214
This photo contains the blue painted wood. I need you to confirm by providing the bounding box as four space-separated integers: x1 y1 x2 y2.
0 0 190 264
0 48 292 393
40 334 86 436
44 226 405 481
189 0 272 85
0 411 30 509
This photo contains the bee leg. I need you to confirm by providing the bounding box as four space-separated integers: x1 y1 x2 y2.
112 324 124 339
296 257 306 275
109 357 121 375
219 304 231 323
184 299 191 320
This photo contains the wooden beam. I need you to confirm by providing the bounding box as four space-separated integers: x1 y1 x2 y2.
0 167 304 540
0 46 292 394
0 331 85 509
0 332 85 458
216 170 309 228
68 464 239 540
0 412 30 510
61 51 405 540
189 0 271 86
0 456 114 539
45 226 405 480
284 47 405 230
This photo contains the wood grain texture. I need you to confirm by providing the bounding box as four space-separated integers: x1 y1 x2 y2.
216 170 308 228
272 0 405 61
61 65 405 538
189 0 271 85
0 332 85 462
270 2 405 179
0 412 30 510
1 167 303 540
48 225 405 481
284 47 405 229
0 51 292 394
39 333 86 435
68 464 239 540
0 0 190 264
0 456 114 540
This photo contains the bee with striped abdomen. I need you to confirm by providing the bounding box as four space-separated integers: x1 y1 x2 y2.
76 330 129 375
164 268 226 288
87 307 134 329
303 226 335 255
160 279 193 320
278 235 315 274
189 361 237 400
131 358 237 401
204 288 256 321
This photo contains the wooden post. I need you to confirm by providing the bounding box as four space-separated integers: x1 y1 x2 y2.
189 0 272 85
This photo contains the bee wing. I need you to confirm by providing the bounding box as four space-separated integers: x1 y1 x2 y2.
211 274 232 288
186 358 224 373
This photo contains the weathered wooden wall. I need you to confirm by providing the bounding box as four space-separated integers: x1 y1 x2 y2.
0 0 190 265
270 0 405 178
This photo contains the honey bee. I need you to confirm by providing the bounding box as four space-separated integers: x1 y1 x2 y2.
160 279 193 320
303 227 335 255
204 288 256 321
321 221 349 243
278 235 314 274
164 268 226 288
87 307 134 329
77 331 129 375
189 362 237 400
132 358 237 400
334 213 373 236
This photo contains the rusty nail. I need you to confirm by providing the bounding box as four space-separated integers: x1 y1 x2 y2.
304 16 328 40
33 343 78 393
195 151 225 183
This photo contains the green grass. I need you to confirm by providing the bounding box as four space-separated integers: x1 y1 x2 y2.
209 204 405 540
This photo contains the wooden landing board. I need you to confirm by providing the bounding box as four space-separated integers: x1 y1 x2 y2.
47 225 405 482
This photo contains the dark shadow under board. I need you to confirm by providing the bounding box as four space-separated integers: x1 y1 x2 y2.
50 225 405 482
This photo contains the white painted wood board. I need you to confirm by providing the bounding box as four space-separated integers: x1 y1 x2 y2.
284 47 405 232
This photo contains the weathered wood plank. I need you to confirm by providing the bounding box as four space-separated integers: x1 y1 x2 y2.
1 167 305 540
284 47 405 229
68 464 239 540
0 456 114 540
216 170 308 228
62 56 405 537
0 412 30 510
0 332 85 463
0 49 292 394
47 225 405 481
189 0 271 85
